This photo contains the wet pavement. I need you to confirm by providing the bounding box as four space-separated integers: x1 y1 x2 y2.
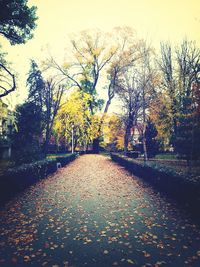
0 154 200 267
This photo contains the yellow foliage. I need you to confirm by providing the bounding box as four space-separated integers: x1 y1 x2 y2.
101 114 124 150
54 90 92 146
149 93 173 149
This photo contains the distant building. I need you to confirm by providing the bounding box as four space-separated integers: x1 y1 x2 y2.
0 100 14 159
131 123 143 145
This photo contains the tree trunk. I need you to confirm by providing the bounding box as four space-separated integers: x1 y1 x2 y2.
44 127 50 156
142 86 148 162
142 125 148 162
93 138 100 154
124 123 131 156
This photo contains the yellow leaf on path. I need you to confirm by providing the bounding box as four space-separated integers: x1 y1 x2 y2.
127 259 134 264
143 251 151 257
24 256 30 262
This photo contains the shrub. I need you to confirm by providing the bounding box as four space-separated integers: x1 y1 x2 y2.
0 153 78 204
127 151 140 158
55 153 78 167
110 153 200 210
0 158 57 194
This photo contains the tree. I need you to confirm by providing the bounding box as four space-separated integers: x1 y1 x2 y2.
53 91 92 151
143 119 159 158
26 61 65 155
0 47 15 98
27 59 45 110
149 92 173 150
46 29 126 152
47 29 115 111
42 78 65 155
175 112 200 163
100 114 124 151
158 39 200 157
115 40 157 158
12 102 43 164
175 81 200 167
51 27 140 153
158 42 178 148
96 27 140 152
0 0 37 45
136 41 157 161
0 0 37 98
116 67 143 155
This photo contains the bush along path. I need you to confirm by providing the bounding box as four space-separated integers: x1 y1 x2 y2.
110 153 200 223
0 154 200 267
0 153 78 205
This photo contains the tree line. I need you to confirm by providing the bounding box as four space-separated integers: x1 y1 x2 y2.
0 1 199 165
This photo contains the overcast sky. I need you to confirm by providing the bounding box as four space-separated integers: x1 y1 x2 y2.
1 0 200 107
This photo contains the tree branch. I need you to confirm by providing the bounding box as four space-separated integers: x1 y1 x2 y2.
0 63 16 98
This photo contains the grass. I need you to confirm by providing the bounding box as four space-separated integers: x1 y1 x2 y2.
47 153 72 159
99 151 111 157
154 153 177 160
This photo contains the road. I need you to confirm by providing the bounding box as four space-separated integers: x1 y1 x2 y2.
0 154 200 267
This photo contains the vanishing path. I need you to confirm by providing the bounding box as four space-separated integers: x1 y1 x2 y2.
0 155 200 267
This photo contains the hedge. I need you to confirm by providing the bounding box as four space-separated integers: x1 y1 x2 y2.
55 153 78 166
110 153 200 220
0 153 78 205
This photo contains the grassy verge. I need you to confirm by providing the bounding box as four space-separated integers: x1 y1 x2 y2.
47 153 72 158
154 153 177 160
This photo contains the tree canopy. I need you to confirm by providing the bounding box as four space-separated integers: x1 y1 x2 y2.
0 0 37 45
0 0 38 98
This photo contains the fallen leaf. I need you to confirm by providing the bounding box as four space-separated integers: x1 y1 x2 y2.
127 259 134 264
24 256 30 262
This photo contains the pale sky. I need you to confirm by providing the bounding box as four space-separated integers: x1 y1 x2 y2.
1 0 200 107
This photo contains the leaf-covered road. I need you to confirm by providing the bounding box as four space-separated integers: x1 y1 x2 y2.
0 155 200 267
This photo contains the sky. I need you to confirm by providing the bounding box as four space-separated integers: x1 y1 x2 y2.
1 0 200 108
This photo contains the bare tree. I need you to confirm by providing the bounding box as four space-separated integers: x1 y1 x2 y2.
158 42 178 145
158 39 200 158
95 27 141 150
46 30 117 113
175 39 200 105
116 67 143 155
116 40 156 158
175 40 200 169
137 41 157 161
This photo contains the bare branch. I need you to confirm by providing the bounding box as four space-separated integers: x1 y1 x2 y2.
0 63 16 98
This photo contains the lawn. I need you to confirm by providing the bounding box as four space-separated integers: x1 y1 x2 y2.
47 153 72 159
154 153 177 160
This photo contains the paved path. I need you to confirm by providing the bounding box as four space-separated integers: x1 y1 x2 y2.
0 155 200 267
